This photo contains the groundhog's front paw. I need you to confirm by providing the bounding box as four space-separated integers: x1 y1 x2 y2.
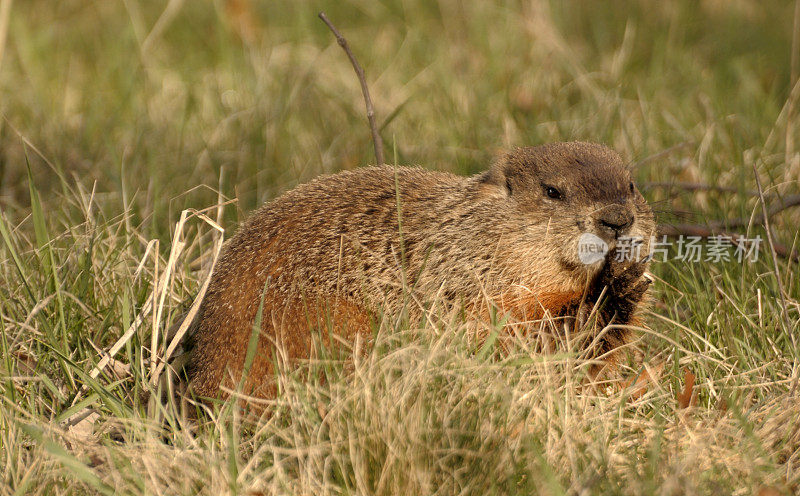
586 249 651 326
596 249 650 298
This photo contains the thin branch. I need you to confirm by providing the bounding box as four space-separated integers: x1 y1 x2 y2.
649 186 800 232
319 12 385 165
706 194 800 230
644 181 758 196
644 182 800 216
657 223 797 261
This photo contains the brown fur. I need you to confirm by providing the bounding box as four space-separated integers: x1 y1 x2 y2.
183 142 656 399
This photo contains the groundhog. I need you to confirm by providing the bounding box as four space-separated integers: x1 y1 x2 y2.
183 141 656 400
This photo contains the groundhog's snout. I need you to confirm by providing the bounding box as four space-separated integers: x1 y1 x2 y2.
596 204 634 238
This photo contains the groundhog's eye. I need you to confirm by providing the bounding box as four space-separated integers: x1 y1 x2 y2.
544 186 563 200
629 181 635 193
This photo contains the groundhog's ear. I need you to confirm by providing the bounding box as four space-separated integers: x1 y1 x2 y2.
478 151 513 195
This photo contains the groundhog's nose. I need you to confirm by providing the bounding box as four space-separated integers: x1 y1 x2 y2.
597 204 634 236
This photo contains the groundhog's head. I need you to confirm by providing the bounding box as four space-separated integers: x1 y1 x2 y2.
481 141 655 276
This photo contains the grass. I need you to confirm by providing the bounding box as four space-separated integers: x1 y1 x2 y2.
1 0 799 494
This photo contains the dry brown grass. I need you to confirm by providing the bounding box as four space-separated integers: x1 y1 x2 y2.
1 0 799 494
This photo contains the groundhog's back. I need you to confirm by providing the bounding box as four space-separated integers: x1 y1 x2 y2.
185 166 470 398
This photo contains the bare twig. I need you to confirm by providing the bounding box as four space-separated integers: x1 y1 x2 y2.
705 194 800 230
319 12 385 165
752 162 794 346
644 181 758 196
654 193 800 254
